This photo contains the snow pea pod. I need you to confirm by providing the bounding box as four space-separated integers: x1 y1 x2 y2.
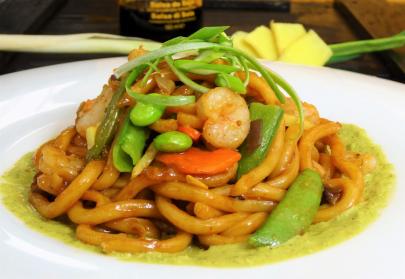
112 116 149 172
237 103 284 179
249 169 323 248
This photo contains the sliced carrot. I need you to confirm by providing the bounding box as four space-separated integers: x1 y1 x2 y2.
177 125 201 141
156 147 241 175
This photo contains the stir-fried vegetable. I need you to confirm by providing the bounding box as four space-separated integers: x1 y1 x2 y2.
86 79 127 161
88 26 305 174
237 103 284 178
156 147 241 175
112 116 149 172
113 26 304 133
130 102 165 126
154 131 193 153
250 169 323 247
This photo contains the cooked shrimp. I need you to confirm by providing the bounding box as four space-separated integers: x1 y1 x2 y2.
75 84 114 137
196 87 250 149
38 145 84 182
128 46 148 61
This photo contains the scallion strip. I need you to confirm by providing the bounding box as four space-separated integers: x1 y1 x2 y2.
141 59 160 86
114 42 218 78
124 65 195 106
164 56 210 93
174 60 239 75
127 92 195 106
238 56 250 87
329 31 405 59
267 69 304 136
188 26 230 41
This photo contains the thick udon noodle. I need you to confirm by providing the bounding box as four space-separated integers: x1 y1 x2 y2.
29 55 374 253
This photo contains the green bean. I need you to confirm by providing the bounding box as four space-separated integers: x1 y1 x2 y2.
130 102 165 126
250 169 323 248
86 78 127 161
174 60 239 75
215 73 246 94
153 131 192 152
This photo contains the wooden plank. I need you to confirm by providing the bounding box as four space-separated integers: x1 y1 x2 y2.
336 0 405 82
0 0 67 73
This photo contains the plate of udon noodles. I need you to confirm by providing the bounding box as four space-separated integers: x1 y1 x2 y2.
0 28 404 279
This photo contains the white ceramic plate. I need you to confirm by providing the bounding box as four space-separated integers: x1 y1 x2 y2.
0 58 404 279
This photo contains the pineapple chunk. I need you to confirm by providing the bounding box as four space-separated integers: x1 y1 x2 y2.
232 31 260 58
271 21 306 54
279 30 333 66
243 26 278 60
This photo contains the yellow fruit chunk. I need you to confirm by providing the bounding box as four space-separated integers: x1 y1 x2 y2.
86 126 98 149
243 26 278 60
271 21 306 54
232 31 259 58
279 30 333 66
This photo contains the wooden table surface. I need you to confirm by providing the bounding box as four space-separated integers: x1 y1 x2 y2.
1 0 404 83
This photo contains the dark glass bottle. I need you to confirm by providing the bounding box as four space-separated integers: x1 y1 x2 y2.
119 0 203 42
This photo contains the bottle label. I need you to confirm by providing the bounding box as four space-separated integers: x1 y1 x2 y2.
147 0 202 31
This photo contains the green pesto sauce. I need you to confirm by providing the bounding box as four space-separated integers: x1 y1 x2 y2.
0 124 395 267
